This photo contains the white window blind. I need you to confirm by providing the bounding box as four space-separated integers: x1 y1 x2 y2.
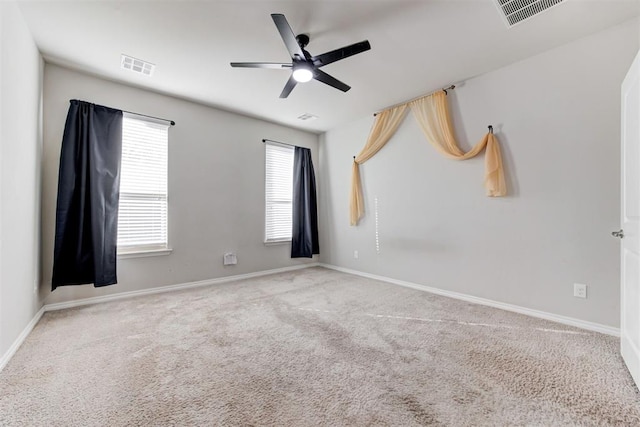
118 115 169 253
265 142 294 242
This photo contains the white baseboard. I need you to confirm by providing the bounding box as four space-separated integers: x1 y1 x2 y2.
1 262 319 372
44 263 320 312
0 306 45 372
319 263 620 337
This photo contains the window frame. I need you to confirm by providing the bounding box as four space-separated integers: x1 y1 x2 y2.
264 140 295 244
117 113 171 257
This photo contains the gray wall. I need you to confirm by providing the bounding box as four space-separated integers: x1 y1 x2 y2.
42 65 319 305
0 2 44 357
319 18 640 328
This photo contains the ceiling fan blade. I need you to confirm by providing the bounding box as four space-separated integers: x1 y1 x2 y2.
271 14 305 60
312 40 371 67
230 62 292 69
280 75 298 98
313 69 351 92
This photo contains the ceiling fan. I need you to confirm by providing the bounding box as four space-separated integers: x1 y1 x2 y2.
230 13 371 98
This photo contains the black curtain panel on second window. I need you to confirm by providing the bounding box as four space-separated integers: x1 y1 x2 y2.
291 146 319 258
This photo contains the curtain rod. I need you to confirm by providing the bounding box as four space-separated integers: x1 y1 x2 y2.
123 110 175 126
373 84 456 117
70 99 176 126
262 138 295 147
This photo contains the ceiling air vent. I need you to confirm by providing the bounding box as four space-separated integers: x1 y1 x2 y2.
494 0 565 27
121 54 155 76
297 113 318 121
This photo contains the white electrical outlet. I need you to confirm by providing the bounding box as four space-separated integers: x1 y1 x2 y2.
354 250 359 259
574 283 587 299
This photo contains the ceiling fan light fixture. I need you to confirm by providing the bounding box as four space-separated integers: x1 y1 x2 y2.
292 66 313 83
230 14 370 97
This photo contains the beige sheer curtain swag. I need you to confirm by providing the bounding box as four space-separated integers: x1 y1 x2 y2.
350 104 408 226
409 91 506 196
349 90 507 226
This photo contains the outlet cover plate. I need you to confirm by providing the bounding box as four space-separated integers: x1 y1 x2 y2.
574 283 587 298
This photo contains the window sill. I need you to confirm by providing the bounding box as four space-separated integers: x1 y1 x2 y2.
118 248 173 259
264 239 291 246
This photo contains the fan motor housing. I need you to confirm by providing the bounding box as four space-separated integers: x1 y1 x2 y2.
296 33 310 48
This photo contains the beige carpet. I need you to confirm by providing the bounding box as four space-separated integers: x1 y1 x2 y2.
1 267 639 426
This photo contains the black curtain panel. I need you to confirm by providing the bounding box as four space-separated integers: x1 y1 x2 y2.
52 100 123 290
291 146 319 258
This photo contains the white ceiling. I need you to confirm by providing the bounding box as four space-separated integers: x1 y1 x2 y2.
18 0 640 134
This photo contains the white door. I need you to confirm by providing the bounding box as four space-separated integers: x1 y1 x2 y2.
620 49 640 387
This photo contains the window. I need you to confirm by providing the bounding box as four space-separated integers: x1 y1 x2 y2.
117 115 169 254
265 141 294 243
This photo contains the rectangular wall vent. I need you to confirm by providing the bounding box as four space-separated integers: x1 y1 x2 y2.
121 54 155 76
494 0 565 27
